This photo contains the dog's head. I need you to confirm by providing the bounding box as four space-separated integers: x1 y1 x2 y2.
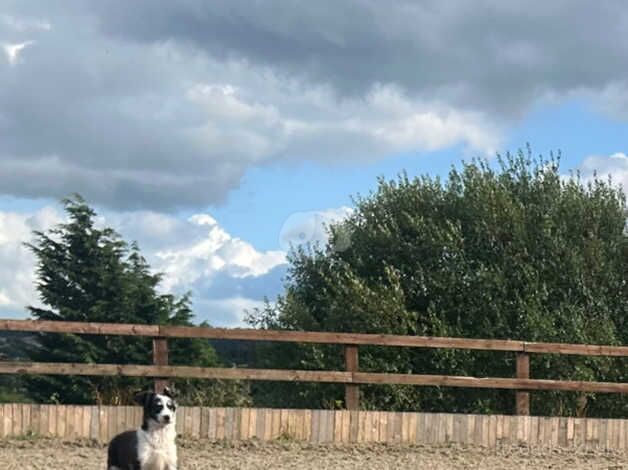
134 387 177 429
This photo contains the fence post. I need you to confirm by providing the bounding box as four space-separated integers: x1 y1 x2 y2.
516 352 530 415
344 345 359 410
152 337 169 393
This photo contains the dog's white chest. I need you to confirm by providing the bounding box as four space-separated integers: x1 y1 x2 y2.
137 428 177 470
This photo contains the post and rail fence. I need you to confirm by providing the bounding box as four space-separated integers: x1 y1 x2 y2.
1 319 628 417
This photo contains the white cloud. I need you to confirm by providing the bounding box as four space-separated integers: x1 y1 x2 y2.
0 202 355 326
0 206 62 312
145 213 286 293
577 153 628 191
2 40 34 65
0 14 51 32
185 80 501 166
0 205 287 326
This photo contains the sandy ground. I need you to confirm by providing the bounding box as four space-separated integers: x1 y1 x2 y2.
0 438 626 469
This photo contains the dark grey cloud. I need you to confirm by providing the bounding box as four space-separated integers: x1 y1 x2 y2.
91 0 628 117
1 1 628 210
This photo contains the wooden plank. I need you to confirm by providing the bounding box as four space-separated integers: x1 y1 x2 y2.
29 404 40 437
57 405 67 438
2 404 12 437
76 405 86 438
68 405 78 438
254 408 265 440
215 408 226 440
152 337 169 393
270 409 281 440
452 413 463 445
3 404 12 437
302 409 312 441
472 414 482 446
82 406 92 439
322 410 334 443
487 415 496 447
174 406 184 436
445 413 454 444
89 407 98 441
22 404 31 436
0 319 159 337
206 408 216 440
0 319 525 351
3 318 628 357
550 417 560 448
372 411 383 443
98 407 108 442
349 410 359 442
230 407 239 440
574 417 584 448
64 405 75 439
0 362 351 383
159 325 528 352
379 411 390 443
184 406 194 437
310 410 320 443
600 419 609 450
349 372 628 394
201 407 210 439
558 417 568 447
277 409 287 439
45 405 55 437
523 342 628 357
37 405 47 437
362 411 371 442
192 407 202 438
11 403 22 436
3 362 628 394
529 416 539 446
288 409 297 439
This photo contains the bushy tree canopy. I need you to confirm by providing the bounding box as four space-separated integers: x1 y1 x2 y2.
250 150 628 417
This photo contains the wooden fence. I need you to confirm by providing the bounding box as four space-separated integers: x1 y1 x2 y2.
2 319 628 416
2 404 628 449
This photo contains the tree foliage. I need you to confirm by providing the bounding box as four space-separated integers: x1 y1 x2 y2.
249 149 628 417
24 195 250 406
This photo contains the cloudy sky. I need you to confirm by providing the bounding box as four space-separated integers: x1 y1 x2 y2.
1 1 627 326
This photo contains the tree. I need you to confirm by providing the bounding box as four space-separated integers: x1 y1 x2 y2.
23 195 250 406
249 149 628 417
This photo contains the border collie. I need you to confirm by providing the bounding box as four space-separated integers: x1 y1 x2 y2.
107 388 178 470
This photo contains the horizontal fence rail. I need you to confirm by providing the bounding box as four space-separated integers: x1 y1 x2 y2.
1 362 628 394
3 319 628 356
1 319 628 415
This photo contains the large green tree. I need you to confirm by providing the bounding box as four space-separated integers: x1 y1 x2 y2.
250 150 628 417
24 195 249 406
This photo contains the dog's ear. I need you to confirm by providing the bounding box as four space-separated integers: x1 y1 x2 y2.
133 390 151 406
162 386 176 399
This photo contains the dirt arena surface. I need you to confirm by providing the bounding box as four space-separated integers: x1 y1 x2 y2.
0 438 626 469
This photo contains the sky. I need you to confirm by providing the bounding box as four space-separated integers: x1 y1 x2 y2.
0 1 627 326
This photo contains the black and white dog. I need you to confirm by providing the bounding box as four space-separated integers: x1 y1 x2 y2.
107 388 178 470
